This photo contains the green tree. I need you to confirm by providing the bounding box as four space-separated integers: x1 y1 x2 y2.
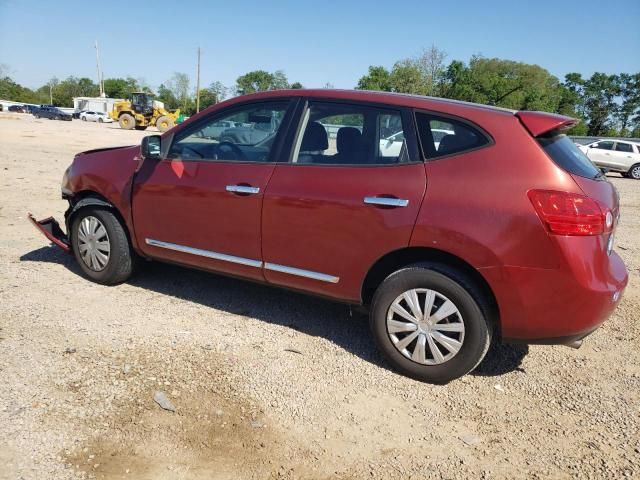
156 83 178 110
565 72 619 136
356 65 392 91
389 59 427 95
615 73 640 135
103 77 140 99
290 81 304 89
235 70 294 94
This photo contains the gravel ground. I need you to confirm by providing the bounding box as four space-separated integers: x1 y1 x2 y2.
1 112 638 479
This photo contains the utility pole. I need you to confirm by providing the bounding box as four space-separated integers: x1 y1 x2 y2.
196 47 201 113
95 40 104 97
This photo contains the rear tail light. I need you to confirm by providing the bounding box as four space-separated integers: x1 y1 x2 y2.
528 190 613 236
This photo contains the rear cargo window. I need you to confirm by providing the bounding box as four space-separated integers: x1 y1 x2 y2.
415 112 490 159
538 135 601 179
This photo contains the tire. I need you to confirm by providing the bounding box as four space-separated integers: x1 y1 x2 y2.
119 113 135 130
155 115 174 132
70 208 135 285
628 164 640 180
81 116 86 121
98 118 103 123
134 125 148 131
370 263 492 384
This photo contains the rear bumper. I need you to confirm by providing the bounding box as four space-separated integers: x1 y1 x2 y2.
482 244 628 343
28 213 71 253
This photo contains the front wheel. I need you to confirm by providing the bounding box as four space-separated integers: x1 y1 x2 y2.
119 113 135 130
71 208 135 285
370 264 492 384
628 164 640 180
98 118 103 123
155 115 174 132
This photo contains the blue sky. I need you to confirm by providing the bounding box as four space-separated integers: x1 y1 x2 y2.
1 0 638 91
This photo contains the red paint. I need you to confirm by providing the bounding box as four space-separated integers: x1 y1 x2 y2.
32 89 626 345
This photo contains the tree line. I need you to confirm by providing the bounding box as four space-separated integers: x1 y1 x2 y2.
1 52 638 137
0 65 303 116
356 47 640 137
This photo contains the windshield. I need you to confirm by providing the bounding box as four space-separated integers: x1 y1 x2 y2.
538 134 602 180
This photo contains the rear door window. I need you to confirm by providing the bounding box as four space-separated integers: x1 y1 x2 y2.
291 101 414 165
614 142 633 153
415 112 490 159
538 135 601 179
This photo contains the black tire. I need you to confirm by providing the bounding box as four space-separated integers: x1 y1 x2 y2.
370 263 492 384
98 118 103 123
81 116 86 121
70 208 135 285
155 115 174 132
119 113 135 130
628 163 640 180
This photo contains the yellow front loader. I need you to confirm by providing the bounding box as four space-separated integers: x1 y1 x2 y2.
109 92 180 132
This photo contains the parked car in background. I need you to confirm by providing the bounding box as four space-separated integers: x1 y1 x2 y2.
29 89 627 384
578 140 640 179
33 106 72 121
80 111 113 123
8 105 27 113
197 120 238 139
24 105 40 114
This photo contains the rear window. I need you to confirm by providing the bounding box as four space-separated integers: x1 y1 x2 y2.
538 135 601 179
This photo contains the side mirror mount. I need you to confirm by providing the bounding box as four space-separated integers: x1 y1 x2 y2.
141 135 161 159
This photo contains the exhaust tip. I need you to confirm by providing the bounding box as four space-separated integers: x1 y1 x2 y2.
566 339 583 349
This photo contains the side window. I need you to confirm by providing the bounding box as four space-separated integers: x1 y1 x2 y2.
415 112 490 158
615 142 633 153
292 102 411 165
595 141 614 150
168 101 289 162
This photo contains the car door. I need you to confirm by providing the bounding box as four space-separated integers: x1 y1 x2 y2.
612 141 636 170
585 140 615 167
261 99 426 301
132 99 295 281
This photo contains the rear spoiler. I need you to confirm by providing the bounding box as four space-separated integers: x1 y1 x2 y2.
516 111 578 137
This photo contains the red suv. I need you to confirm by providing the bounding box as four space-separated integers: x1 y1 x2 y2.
30 89 628 383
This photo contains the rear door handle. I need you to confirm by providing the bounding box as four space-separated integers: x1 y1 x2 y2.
364 196 409 208
226 185 260 195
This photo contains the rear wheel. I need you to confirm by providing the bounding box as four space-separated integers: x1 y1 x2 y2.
119 113 135 130
628 164 640 180
370 263 492 384
98 117 103 123
71 208 135 285
156 115 174 132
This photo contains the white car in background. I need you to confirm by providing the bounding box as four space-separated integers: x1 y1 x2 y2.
380 128 454 157
578 140 640 179
80 111 113 123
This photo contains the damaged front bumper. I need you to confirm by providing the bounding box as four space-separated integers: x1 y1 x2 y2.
28 213 71 253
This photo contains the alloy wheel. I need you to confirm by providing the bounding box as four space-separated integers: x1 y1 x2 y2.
386 288 465 365
631 165 640 180
77 216 111 271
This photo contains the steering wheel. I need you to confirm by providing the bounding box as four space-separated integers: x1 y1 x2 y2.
216 141 246 161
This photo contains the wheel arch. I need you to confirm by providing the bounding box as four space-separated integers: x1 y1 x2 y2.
65 191 131 241
361 246 500 333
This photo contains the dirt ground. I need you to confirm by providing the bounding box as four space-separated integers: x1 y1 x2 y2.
0 112 638 480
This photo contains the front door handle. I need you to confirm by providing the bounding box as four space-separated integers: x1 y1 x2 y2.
364 196 409 208
226 185 260 195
